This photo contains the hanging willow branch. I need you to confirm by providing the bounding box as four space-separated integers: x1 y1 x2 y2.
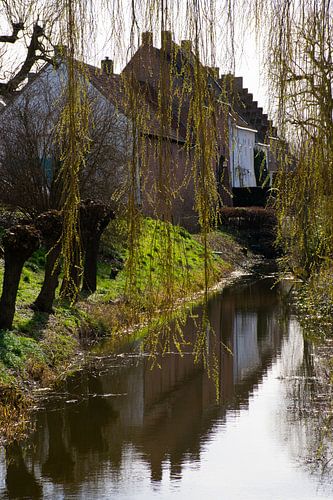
56 1 91 302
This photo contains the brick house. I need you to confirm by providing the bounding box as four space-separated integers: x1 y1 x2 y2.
120 31 233 230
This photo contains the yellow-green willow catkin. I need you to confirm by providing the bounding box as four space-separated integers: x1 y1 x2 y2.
55 0 92 302
115 1 225 369
49 0 230 379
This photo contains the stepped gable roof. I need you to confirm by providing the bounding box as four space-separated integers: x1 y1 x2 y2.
219 73 277 141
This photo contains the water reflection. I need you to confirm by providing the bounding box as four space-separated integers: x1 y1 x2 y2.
1 273 330 499
280 319 333 483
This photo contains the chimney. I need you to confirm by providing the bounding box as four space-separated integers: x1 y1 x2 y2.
161 30 172 52
181 40 192 52
101 57 114 75
142 31 153 46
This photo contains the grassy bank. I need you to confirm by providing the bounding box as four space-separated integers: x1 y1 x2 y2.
0 217 250 440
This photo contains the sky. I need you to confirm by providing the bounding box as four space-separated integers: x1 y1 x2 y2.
234 35 268 113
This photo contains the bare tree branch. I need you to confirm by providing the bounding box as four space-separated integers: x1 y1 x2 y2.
0 22 49 96
0 21 24 43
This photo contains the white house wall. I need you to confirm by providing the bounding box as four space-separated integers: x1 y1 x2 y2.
229 124 257 188
0 62 133 197
26 63 132 154
0 64 67 144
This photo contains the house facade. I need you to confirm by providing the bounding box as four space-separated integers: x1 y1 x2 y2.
0 33 279 224
121 31 232 229
120 31 278 214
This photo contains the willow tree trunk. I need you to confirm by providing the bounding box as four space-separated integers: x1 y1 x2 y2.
0 225 40 330
32 243 61 313
82 236 99 293
60 241 82 302
32 211 62 313
81 200 114 294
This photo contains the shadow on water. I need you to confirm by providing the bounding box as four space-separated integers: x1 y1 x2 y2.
0 271 323 499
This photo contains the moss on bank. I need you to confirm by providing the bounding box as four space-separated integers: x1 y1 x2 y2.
0 217 248 441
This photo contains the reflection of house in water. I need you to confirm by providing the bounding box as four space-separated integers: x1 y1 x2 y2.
233 312 260 382
232 308 280 383
0 276 288 498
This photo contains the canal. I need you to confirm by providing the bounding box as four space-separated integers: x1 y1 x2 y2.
0 270 332 499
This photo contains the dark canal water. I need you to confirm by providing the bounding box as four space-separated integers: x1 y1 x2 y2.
1 271 333 499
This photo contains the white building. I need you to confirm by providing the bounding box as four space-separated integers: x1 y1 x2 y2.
229 121 258 188
228 113 273 190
